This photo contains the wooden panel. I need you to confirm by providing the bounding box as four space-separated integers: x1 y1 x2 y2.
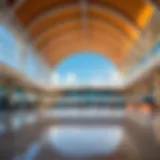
15 0 79 25
35 21 82 48
89 0 154 28
15 0 153 28
88 19 134 42
88 6 139 40
35 19 134 49
42 35 85 53
28 6 81 37
28 5 138 40
41 29 131 54
35 20 135 66
89 29 133 54
40 30 85 50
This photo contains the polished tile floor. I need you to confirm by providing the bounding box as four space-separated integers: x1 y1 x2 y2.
0 111 159 160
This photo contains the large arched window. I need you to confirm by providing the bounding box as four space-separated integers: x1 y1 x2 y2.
52 52 123 87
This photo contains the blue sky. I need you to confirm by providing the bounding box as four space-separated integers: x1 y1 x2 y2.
53 52 123 86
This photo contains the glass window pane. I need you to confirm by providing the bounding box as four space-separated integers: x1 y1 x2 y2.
0 25 19 69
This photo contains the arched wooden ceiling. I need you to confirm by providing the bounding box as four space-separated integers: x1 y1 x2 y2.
10 0 154 66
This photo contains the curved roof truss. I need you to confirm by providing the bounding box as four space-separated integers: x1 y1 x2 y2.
9 0 154 67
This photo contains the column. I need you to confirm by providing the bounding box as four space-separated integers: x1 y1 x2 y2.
152 69 160 107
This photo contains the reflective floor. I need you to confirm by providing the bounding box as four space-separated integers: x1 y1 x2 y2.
44 126 123 157
0 109 160 160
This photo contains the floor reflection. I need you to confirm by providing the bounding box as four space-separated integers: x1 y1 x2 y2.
44 126 124 158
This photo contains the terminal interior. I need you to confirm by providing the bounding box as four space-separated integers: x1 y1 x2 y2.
1 0 160 159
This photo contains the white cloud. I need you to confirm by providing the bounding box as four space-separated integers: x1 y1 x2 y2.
50 71 124 87
65 72 77 85
51 72 60 85
90 71 124 86
90 78 106 86
50 72 78 87
107 71 124 86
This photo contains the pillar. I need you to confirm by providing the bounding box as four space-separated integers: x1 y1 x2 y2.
152 69 160 107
